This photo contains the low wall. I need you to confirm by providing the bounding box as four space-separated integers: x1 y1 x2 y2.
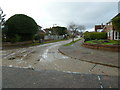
82 43 120 52
2 41 33 47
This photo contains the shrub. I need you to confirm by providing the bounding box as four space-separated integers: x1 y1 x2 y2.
112 16 120 32
84 32 107 41
10 34 21 43
5 14 38 42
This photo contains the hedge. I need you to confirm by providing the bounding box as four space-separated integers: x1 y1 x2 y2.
84 32 107 41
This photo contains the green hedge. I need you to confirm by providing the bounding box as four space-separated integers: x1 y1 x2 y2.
84 32 107 41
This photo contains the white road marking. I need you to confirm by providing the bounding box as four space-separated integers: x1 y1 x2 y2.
40 44 61 61
3 49 24 59
9 65 13 67
62 71 81 74
97 75 104 88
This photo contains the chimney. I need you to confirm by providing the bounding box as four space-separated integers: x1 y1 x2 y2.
101 23 103 28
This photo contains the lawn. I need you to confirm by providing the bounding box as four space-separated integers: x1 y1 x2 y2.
84 40 120 45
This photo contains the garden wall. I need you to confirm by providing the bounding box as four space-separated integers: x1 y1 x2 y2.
2 41 33 47
82 43 120 52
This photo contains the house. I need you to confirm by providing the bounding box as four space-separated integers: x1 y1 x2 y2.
103 13 120 40
38 25 42 30
43 28 64 40
95 24 105 32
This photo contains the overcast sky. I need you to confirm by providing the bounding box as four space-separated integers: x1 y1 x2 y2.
1 0 119 31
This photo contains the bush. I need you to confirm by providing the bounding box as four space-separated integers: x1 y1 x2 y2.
5 14 38 42
112 16 120 32
10 34 21 43
84 32 107 41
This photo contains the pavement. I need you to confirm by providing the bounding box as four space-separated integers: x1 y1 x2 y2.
2 66 119 88
58 39 120 68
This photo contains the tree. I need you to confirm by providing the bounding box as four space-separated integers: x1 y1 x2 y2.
35 30 45 43
112 16 120 32
52 26 67 35
51 26 68 39
68 22 85 41
5 14 38 42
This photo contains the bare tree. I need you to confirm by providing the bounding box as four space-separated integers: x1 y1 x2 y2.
0 7 6 42
68 22 85 41
0 7 6 29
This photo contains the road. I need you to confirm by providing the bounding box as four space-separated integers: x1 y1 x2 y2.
1 39 119 88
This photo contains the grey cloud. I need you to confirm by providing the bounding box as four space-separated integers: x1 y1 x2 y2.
42 2 118 29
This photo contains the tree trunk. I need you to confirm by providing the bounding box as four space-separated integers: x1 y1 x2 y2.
72 37 74 42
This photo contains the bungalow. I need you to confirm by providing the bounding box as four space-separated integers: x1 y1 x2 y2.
103 13 120 40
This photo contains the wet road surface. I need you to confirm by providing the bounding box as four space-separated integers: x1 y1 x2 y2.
2 66 119 88
1 39 119 88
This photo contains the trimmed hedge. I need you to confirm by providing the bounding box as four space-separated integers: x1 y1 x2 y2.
84 32 107 41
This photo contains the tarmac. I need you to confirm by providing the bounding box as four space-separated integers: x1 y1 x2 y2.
58 39 120 68
2 66 119 88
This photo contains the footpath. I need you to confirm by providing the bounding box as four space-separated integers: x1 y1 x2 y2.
58 39 119 68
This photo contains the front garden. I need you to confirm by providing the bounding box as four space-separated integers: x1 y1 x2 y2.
84 40 120 45
83 32 120 52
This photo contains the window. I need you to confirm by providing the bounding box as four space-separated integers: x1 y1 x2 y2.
114 31 120 40
115 32 117 39
119 32 120 39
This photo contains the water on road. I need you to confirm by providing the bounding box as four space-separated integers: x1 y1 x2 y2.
1 40 119 76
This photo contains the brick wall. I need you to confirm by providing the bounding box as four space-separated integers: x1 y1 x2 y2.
82 43 120 52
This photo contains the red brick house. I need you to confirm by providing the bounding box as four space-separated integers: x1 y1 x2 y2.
103 13 120 40
95 24 105 32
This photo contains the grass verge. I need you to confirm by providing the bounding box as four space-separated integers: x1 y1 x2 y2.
64 39 81 46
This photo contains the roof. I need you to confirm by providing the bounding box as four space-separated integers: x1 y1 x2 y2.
95 25 105 29
112 13 120 19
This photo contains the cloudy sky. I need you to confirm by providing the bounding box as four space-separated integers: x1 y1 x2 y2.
1 0 119 31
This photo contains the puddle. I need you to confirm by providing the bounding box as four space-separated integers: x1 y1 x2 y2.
48 52 55 53
16 55 23 58
31 51 36 54
37 59 40 61
8 57 16 60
